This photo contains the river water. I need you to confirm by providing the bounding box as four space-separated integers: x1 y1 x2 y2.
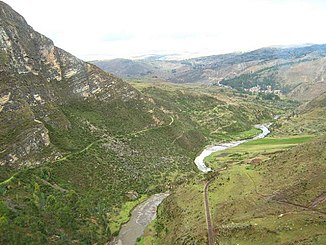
194 124 271 173
113 124 271 244
112 193 169 245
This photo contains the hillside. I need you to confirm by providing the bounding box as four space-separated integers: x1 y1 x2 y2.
150 129 326 244
0 1 199 243
272 92 326 136
136 84 326 244
92 45 326 101
139 84 326 244
0 2 284 244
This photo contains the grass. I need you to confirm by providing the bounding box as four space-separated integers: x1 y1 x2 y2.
136 220 157 245
152 134 325 244
0 82 295 244
154 179 208 244
210 162 326 245
205 135 314 169
0 173 17 187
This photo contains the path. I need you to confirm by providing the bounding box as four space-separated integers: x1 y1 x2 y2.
196 124 271 244
0 116 175 187
204 180 215 245
246 172 326 216
56 115 175 162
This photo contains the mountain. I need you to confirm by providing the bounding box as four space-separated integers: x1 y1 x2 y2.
0 1 155 167
91 58 187 83
0 2 279 244
92 45 326 101
91 58 154 78
0 1 199 243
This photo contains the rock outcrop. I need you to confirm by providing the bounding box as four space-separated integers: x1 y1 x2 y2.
0 1 142 167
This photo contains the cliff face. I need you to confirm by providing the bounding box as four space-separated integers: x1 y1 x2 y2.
0 1 143 167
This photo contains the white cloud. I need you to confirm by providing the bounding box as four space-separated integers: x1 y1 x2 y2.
4 0 326 60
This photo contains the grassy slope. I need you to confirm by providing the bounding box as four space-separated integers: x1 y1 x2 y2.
0 83 281 244
273 93 326 136
146 93 326 244
131 82 286 142
0 95 205 244
152 134 325 244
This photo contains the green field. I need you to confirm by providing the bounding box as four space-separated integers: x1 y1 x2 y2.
206 135 315 169
151 133 326 244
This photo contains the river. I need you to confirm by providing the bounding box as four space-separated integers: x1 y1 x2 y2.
194 124 271 173
112 193 169 245
113 124 270 244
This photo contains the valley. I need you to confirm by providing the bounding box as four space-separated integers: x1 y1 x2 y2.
0 1 325 245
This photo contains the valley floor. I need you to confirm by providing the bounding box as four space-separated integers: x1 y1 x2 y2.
139 133 326 244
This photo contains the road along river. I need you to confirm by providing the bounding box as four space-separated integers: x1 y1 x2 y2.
113 193 169 245
195 124 271 173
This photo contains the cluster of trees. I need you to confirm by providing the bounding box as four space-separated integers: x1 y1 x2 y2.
256 92 280 101
0 176 111 244
220 71 278 92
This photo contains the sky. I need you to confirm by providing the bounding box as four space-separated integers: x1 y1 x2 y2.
4 0 326 61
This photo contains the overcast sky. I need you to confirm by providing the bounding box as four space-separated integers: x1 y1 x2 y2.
4 0 326 60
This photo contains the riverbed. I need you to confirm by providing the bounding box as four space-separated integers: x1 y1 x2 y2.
113 193 169 245
194 124 271 173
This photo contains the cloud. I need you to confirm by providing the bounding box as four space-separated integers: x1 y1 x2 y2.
4 0 326 60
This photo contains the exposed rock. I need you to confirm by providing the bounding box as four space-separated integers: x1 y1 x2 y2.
0 1 143 167
126 191 139 201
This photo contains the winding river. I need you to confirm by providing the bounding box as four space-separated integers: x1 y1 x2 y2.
113 124 271 244
113 193 169 245
194 124 271 173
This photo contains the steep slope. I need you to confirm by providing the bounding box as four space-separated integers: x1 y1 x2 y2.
0 1 152 167
273 92 326 136
0 2 281 244
0 2 203 243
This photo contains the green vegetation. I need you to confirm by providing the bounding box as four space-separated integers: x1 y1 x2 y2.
136 220 158 245
205 135 314 169
147 91 326 243
1 82 287 244
152 133 325 244
131 82 287 142
259 93 326 139
2 4 325 243
220 69 279 91
256 92 280 101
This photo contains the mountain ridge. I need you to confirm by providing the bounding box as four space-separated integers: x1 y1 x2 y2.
92 44 326 101
0 0 149 167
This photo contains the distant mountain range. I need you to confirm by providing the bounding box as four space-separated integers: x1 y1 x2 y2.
92 44 326 101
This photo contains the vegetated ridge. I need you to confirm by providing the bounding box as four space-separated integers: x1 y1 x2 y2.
0 2 279 244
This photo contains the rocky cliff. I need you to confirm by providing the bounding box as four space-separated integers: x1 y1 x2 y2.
0 1 145 167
